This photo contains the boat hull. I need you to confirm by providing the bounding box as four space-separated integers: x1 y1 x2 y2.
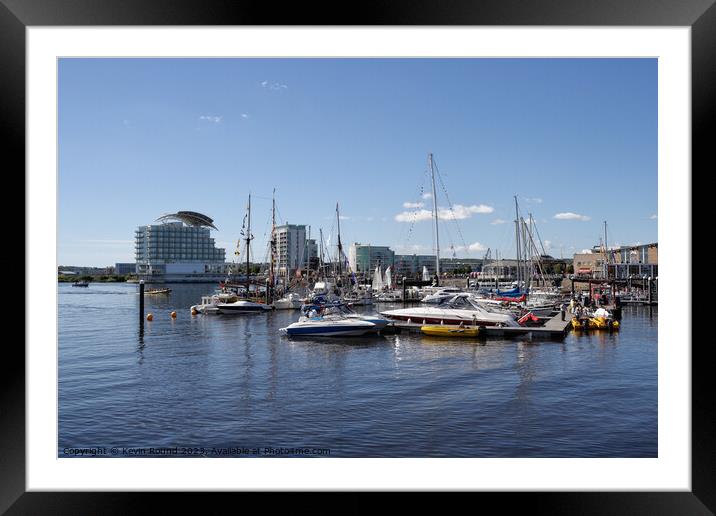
281 322 377 337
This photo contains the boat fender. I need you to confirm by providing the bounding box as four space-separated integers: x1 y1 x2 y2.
146 313 153 321
170 311 177 319
191 309 198 316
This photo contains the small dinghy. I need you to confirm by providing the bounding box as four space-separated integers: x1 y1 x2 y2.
420 325 480 338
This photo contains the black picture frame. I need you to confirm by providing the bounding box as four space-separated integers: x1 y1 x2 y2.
4 0 706 512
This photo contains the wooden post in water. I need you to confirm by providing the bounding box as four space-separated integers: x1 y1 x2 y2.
402 277 406 305
139 280 145 326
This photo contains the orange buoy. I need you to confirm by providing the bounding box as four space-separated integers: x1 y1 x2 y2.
191 308 198 316
146 313 153 321
170 311 177 319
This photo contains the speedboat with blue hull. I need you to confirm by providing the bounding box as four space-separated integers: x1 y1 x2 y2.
304 299 390 331
280 318 377 337
280 303 381 337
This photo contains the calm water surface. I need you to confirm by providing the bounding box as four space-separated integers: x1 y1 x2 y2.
58 283 657 457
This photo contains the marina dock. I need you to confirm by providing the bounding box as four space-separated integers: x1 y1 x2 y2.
387 312 572 340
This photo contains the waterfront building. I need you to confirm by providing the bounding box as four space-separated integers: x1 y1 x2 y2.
481 259 520 278
607 242 658 279
394 254 437 278
135 211 229 282
276 224 310 274
348 243 395 275
439 257 484 274
115 262 136 275
573 242 657 279
306 238 318 270
480 256 570 279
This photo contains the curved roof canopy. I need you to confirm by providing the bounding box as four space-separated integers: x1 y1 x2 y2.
156 211 218 230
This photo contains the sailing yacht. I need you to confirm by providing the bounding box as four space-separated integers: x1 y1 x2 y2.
214 194 273 314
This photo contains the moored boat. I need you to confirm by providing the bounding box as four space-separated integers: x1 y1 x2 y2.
571 316 620 331
280 304 377 337
215 299 273 313
145 288 171 295
421 287 464 304
272 292 303 310
381 293 520 327
420 325 480 337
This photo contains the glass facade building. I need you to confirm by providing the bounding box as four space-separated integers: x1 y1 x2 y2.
135 221 227 277
394 254 437 278
348 243 395 275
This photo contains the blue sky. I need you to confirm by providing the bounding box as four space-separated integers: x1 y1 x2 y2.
58 58 657 267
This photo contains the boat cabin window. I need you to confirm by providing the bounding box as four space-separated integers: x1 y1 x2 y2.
444 295 471 308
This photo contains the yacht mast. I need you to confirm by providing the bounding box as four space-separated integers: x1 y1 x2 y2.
514 196 521 288
319 228 325 280
429 153 440 285
245 193 252 298
603 220 609 279
307 225 311 282
336 202 343 279
269 189 276 299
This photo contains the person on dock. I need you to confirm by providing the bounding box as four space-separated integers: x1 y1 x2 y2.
560 302 566 321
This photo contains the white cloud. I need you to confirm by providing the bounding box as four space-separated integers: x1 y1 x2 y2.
453 242 488 253
261 80 288 91
650 214 657 220
402 202 424 209
199 115 222 123
543 240 552 250
490 218 507 225
421 192 432 199
241 113 250 119
523 197 543 204
553 212 591 221
394 204 494 223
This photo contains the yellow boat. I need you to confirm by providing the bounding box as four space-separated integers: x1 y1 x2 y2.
571 317 620 331
420 325 480 337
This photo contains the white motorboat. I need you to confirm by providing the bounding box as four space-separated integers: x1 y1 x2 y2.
376 290 402 303
420 287 463 304
380 293 520 327
280 317 376 337
191 291 239 314
272 292 303 310
280 303 387 336
330 303 390 331
215 299 273 313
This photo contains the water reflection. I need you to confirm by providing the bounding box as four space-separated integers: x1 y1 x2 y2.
59 283 658 457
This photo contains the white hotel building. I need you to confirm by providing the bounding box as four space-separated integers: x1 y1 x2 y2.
135 211 230 282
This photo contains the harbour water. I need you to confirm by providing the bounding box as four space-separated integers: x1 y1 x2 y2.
59 282 657 458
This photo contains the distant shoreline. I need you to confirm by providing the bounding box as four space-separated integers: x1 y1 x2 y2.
58 275 130 283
